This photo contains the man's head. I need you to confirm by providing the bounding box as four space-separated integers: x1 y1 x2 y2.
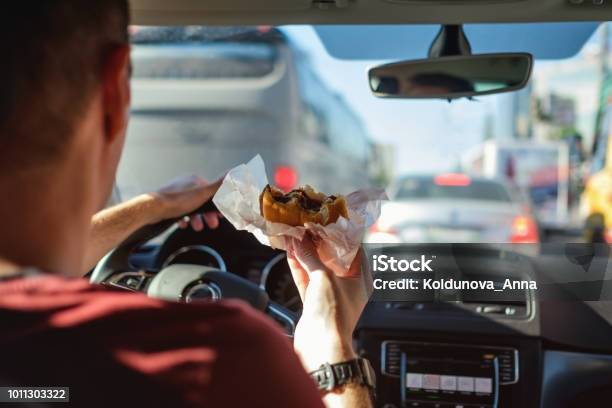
0 1 131 273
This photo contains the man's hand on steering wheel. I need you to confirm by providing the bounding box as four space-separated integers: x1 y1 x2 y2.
83 175 223 273
144 175 224 231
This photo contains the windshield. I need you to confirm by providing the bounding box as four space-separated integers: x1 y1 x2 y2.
117 23 611 243
130 27 281 79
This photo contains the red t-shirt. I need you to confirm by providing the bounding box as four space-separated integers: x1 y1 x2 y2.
0 273 325 408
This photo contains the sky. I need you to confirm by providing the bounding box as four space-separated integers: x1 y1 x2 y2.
281 24 605 177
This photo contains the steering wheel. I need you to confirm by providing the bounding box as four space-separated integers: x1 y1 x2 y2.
90 201 298 336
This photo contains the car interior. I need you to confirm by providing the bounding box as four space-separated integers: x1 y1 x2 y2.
83 1 612 407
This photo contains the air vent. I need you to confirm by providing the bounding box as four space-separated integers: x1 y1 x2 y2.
382 276 531 319
459 277 531 318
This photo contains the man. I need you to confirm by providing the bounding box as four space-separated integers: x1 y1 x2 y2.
0 2 373 408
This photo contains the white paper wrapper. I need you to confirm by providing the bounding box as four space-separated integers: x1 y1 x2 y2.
212 155 387 276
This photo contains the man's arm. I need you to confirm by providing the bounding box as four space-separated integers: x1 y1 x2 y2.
82 176 222 273
287 237 374 408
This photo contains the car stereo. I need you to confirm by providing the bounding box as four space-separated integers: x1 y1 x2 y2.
382 341 519 385
382 341 510 408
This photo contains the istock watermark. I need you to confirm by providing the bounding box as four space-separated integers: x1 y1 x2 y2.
372 254 435 272
372 277 538 291
364 243 612 303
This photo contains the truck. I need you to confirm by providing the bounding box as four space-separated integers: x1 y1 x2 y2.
580 75 612 242
460 140 570 229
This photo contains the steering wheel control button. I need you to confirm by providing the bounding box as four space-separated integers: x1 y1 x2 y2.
121 276 142 289
107 272 148 292
184 282 221 303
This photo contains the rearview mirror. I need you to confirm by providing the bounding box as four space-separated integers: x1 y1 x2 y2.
369 53 533 100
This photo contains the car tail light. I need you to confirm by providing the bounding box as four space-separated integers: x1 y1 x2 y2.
369 221 397 235
510 215 539 243
434 173 471 186
274 165 297 192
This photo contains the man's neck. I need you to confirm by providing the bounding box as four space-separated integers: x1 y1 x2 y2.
0 162 93 277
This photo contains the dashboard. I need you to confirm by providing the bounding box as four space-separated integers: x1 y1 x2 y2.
125 220 612 408
128 219 302 312
355 247 612 408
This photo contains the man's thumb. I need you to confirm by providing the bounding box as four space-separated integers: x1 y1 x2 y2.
197 177 223 200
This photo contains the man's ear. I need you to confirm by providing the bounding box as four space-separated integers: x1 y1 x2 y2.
101 45 131 144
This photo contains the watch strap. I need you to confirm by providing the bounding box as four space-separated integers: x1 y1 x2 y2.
309 357 376 393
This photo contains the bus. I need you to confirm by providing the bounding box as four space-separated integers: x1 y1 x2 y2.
116 26 373 200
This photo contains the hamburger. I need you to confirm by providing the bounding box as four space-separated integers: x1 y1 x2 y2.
259 184 349 226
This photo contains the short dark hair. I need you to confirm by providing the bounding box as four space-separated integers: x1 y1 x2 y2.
0 1 130 170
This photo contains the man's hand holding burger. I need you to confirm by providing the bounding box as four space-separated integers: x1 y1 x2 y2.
287 236 373 408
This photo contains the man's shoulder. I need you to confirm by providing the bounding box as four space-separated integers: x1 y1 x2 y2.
0 274 280 341
0 274 323 408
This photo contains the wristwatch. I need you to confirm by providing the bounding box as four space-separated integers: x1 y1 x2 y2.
309 357 376 396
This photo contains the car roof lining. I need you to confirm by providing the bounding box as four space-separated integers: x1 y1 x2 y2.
130 0 612 26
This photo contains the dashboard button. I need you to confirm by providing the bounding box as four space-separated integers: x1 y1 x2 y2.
422 374 441 390
406 373 424 389
440 375 457 391
457 376 475 392
474 377 492 393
